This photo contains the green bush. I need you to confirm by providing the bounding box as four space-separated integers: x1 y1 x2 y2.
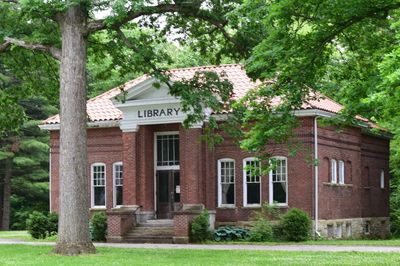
279 208 311 242
249 217 273 242
90 212 107 241
190 210 211 242
26 211 58 239
214 226 249 241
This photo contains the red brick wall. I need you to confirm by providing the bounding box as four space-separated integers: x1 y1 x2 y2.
49 117 390 223
50 127 123 212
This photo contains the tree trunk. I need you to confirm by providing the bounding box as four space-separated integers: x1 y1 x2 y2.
53 5 95 255
1 158 11 230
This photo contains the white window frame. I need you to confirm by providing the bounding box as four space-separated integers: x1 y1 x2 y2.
380 170 385 189
218 158 235 207
154 131 180 171
269 156 288 206
338 160 345 185
91 163 106 208
113 162 123 208
243 157 261 207
331 159 337 184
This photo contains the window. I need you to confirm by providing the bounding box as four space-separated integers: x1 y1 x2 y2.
346 223 352 238
380 170 385 189
243 158 261 206
269 157 288 206
218 159 235 206
336 223 343 239
91 163 106 208
364 221 371 235
113 162 123 207
156 134 179 166
331 159 337 184
338 160 345 184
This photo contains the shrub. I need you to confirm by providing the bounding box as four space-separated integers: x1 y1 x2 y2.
190 210 211 242
26 211 58 239
214 226 249 241
90 212 107 241
249 217 273 242
279 208 311 242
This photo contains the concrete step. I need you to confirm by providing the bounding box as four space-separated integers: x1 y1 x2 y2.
123 237 173 244
122 219 175 243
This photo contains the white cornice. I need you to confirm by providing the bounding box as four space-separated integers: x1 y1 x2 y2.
39 120 120 131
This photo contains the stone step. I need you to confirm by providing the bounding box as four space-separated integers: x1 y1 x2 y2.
138 219 174 227
123 237 174 244
126 231 174 237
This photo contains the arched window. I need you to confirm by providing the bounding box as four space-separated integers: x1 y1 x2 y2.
218 158 235 207
113 162 123 207
269 156 288 206
91 163 106 208
243 158 261 206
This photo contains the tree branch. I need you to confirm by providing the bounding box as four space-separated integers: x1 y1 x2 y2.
0 0 19 3
86 3 244 53
114 27 173 90
0 37 61 60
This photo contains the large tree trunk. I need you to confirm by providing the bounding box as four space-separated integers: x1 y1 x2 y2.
1 158 11 230
53 5 95 255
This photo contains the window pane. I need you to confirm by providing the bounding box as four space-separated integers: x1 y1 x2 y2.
247 183 260 204
221 183 234 204
273 182 286 204
94 187 105 206
116 186 123 206
157 134 179 166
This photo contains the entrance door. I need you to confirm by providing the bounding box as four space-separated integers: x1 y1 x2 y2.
155 132 180 219
156 170 180 219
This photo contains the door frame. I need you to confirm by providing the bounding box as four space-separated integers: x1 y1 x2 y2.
154 131 180 217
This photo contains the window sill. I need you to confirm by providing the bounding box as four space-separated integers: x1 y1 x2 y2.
217 205 236 210
323 182 353 188
242 205 262 209
90 207 107 211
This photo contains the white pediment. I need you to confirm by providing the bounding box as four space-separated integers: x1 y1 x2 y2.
113 77 202 132
121 77 175 102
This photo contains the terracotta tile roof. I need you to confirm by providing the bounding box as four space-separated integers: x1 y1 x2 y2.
43 64 367 126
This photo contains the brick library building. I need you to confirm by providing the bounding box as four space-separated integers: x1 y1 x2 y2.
41 64 390 243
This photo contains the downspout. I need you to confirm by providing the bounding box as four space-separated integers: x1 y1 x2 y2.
314 116 321 238
49 148 52 212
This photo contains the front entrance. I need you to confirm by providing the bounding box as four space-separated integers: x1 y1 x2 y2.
156 170 180 219
155 132 180 219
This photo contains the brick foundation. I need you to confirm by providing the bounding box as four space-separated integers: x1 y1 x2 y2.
106 206 138 242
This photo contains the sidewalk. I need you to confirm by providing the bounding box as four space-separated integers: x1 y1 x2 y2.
1 238 400 253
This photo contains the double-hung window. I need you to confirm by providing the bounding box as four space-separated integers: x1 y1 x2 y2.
331 159 337 184
338 160 345 185
218 159 235 207
113 162 123 207
269 157 288 206
92 163 106 208
243 158 261 206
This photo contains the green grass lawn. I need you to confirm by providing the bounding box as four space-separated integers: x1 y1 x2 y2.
3 231 400 247
0 245 400 266
0 231 56 242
